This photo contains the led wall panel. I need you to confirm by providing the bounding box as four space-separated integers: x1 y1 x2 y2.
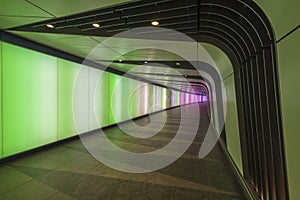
95 71 111 127
224 75 243 173
147 85 153 113
161 88 167 109
139 83 148 115
0 41 2 159
121 77 132 121
153 87 162 112
109 73 122 124
72 65 89 134
89 67 103 130
123 79 138 118
175 91 180 106
2 42 57 157
57 59 80 140
134 81 142 115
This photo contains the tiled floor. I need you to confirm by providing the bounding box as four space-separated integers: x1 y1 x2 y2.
0 103 246 199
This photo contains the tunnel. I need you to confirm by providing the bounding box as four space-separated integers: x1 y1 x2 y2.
0 0 299 199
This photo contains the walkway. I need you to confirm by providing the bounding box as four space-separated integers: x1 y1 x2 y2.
0 103 245 200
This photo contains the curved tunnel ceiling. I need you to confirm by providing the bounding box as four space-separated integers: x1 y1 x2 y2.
6 0 274 95
8 0 273 62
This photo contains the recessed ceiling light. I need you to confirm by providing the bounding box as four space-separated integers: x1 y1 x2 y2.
46 24 54 28
176 62 180 66
151 20 159 26
92 23 100 28
144 61 148 64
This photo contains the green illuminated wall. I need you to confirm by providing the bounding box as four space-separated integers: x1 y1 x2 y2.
0 41 199 159
202 43 243 174
0 41 2 159
95 71 110 127
224 75 242 173
123 77 137 119
2 42 57 157
58 59 80 140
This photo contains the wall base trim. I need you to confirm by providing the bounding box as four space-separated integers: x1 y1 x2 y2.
218 139 259 200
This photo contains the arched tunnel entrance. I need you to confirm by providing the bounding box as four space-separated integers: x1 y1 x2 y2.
193 1 289 199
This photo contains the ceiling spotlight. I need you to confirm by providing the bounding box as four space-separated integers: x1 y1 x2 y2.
176 62 180 66
151 20 159 26
119 60 122 62
144 61 148 64
46 24 54 28
92 23 100 28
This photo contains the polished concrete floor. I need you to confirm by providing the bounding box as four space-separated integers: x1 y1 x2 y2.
0 103 245 200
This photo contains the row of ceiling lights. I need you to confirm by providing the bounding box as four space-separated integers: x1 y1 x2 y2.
118 60 180 66
118 60 185 76
46 20 160 29
45 20 189 78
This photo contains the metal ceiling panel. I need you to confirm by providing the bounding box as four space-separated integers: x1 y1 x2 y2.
0 16 51 29
0 0 53 17
9 31 101 58
27 0 134 17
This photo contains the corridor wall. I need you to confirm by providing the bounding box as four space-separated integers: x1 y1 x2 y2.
2 42 58 158
276 29 300 200
0 41 2 159
254 0 300 198
202 43 243 174
0 41 201 159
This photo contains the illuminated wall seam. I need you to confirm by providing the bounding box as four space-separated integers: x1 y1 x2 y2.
0 41 2 159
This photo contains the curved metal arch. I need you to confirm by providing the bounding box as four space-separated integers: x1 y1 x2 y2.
198 31 244 64
197 1 288 200
200 14 256 54
201 0 270 45
198 35 240 68
200 26 247 60
199 8 262 51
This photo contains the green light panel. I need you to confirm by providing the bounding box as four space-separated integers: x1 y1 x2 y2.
127 79 138 118
120 76 138 120
2 42 57 157
89 67 102 130
57 59 80 140
0 41 200 159
95 71 110 127
147 85 153 113
224 75 243 173
0 41 2 159
109 73 122 124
